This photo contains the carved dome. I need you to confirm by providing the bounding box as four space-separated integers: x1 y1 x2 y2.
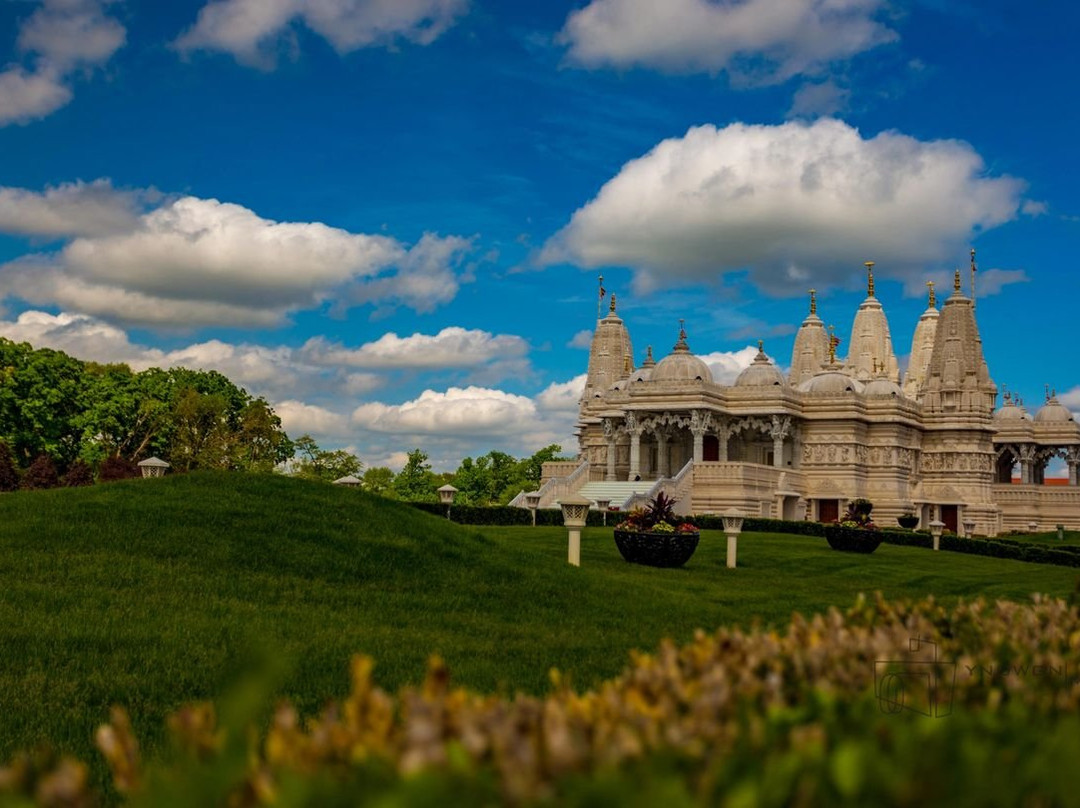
863 378 904 398
1035 395 1074 423
631 346 656 382
735 342 785 387
652 328 713 384
797 369 864 395
994 395 1031 422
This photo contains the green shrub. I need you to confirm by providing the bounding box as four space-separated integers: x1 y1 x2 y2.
0 442 18 492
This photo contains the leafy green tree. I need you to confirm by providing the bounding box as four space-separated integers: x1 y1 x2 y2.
393 449 436 502
520 444 565 487
235 399 293 472
75 364 171 464
292 435 362 482
361 467 395 495
169 389 233 472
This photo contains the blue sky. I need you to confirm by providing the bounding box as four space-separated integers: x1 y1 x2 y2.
0 0 1077 471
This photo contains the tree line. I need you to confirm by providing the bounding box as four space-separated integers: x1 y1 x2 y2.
0 337 566 502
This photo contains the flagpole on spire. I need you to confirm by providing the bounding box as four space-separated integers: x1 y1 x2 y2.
970 248 977 310
597 274 606 321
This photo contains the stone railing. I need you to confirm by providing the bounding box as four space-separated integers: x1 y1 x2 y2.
511 460 590 509
539 460 584 487
993 483 1080 532
625 460 695 514
690 463 805 516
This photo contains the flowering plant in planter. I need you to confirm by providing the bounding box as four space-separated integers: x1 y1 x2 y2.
826 498 883 553
613 492 700 567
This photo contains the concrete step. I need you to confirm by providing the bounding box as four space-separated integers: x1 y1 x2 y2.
577 480 657 509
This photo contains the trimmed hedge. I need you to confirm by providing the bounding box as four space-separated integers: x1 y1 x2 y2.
408 503 1080 567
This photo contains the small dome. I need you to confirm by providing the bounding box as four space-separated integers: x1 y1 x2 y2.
1035 395 1074 424
797 370 864 395
651 327 713 384
863 378 904 398
734 342 786 388
994 395 1031 422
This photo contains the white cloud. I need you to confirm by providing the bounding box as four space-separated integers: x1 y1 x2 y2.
1057 386 1080 413
176 0 468 67
275 400 351 437
301 326 528 369
0 194 471 327
18 0 126 70
0 0 125 126
789 79 850 118
559 0 896 83
541 119 1026 295
536 374 587 411
352 386 538 436
1020 199 1048 216
0 179 144 238
568 329 593 349
699 346 759 385
974 268 1029 297
0 66 71 125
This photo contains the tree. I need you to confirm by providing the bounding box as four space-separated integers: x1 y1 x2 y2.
168 388 232 471
292 435 362 482
361 467 395 495
393 449 436 502
0 441 18 492
235 399 293 472
21 454 59 490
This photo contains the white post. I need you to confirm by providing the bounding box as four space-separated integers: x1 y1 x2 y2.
722 508 744 569
558 494 592 567
929 519 945 551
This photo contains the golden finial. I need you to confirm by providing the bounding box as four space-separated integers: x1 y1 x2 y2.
926 280 936 308
758 339 764 355
610 292 617 314
645 345 654 364
809 288 817 315
953 268 962 293
679 318 685 338
1046 384 1051 403
828 324 836 363
864 261 875 297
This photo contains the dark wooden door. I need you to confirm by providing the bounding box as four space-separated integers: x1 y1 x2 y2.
703 435 719 462
819 499 839 523
941 505 958 534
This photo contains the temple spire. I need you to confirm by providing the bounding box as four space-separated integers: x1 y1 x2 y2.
609 292 617 314
865 261 875 297
953 268 962 294
927 280 936 308
809 288 817 315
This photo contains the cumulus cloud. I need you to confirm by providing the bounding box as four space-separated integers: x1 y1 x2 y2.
974 268 1029 298
0 0 125 126
536 374 587 411
699 346 759 385
559 0 896 83
352 386 537 436
0 179 145 238
275 400 351 437
0 66 71 125
301 327 528 369
567 329 593 349
789 79 850 118
541 119 1026 295
176 0 468 67
0 193 471 327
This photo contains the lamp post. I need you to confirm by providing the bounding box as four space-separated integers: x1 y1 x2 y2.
137 457 170 478
962 517 976 539
722 508 745 569
594 497 611 526
524 491 541 526
437 484 458 520
929 519 945 551
557 493 592 567
1028 521 1038 534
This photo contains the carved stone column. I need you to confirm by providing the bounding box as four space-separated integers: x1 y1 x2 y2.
1067 447 1080 486
690 410 709 464
770 415 791 468
1019 444 1036 484
603 418 617 481
626 412 644 480
657 432 669 478
717 423 730 462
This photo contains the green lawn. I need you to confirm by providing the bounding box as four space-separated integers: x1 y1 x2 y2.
0 472 1076 772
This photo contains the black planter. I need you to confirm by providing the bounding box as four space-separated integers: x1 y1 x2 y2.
897 515 919 530
824 524 883 554
613 529 701 568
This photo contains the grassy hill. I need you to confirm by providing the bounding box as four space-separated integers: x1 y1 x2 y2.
0 472 1076 770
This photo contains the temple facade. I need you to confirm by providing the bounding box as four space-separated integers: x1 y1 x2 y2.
536 259 1080 536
